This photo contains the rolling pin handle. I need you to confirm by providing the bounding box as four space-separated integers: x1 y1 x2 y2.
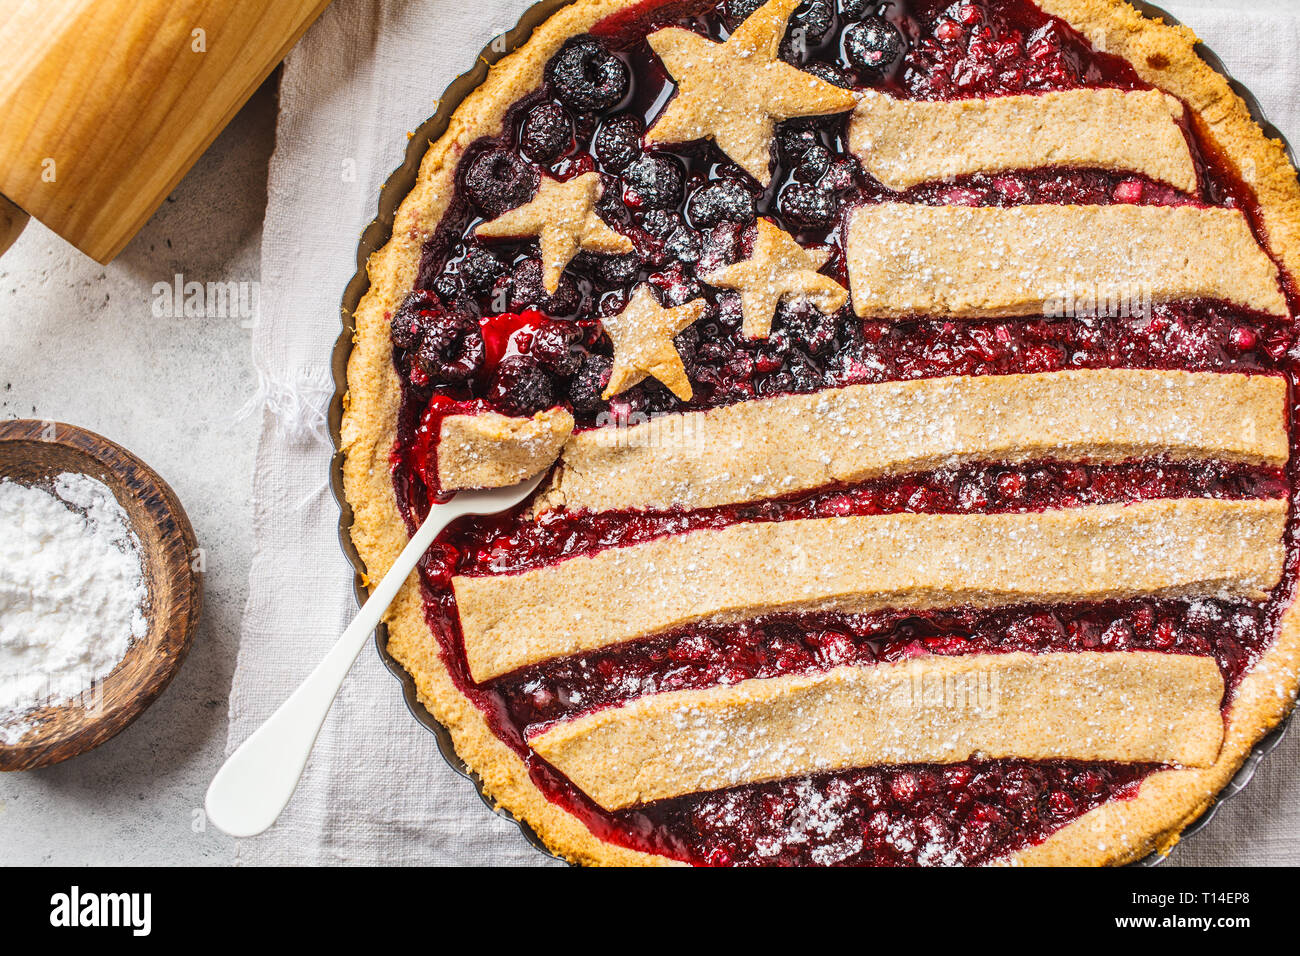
0 194 28 257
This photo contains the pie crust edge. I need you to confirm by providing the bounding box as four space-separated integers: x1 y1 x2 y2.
338 0 1300 866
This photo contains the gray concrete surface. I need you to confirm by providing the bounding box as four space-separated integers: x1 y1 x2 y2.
0 78 277 866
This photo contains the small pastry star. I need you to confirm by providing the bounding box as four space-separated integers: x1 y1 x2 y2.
475 171 632 294
645 0 857 186
701 218 848 339
601 284 706 401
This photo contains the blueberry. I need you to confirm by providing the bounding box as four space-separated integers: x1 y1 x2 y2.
726 0 765 22
569 354 613 413
546 37 630 111
414 309 485 383
509 257 582 317
844 16 906 72
490 354 556 416
530 321 584 377
838 0 872 18
778 182 839 228
777 121 822 165
519 103 573 163
622 154 684 209
458 247 507 293
804 61 854 89
793 144 832 183
791 0 835 44
464 148 538 217
687 180 756 228
594 114 643 173
390 289 439 350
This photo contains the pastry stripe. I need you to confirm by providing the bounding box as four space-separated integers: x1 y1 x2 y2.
845 203 1289 318
528 651 1226 811
540 369 1288 514
455 498 1287 681
848 88 1198 192
438 409 574 493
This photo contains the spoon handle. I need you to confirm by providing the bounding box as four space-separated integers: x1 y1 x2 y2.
204 504 449 837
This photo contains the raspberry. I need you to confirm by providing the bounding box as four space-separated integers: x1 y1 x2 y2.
414 309 485 383
509 258 582 317
593 114 643 173
463 148 538 217
546 37 629 111
686 180 756 228
530 321 584 377
778 181 839 228
569 353 613 413
622 154 685 209
390 289 440 350
520 102 573 163
489 354 556 416
457 246 507 293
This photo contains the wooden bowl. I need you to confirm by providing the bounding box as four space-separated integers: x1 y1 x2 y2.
0 420 202 770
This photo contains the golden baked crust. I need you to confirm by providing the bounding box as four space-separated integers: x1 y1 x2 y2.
542 369 1289 513
530 651 1226 810
846 203 1288 318
455 498 1285 681
849 88 1197 192
438 408 574 492
340 0 1300 866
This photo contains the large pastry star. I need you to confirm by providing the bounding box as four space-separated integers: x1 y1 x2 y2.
601 284 706 401
702 218 848 339
645 0 857 186
475 171 632 294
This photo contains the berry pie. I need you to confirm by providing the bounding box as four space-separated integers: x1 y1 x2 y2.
341 0 1300 866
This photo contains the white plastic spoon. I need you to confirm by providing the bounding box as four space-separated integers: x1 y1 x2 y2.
205 471 546 838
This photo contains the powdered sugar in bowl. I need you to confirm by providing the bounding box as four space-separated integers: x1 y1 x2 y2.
0 420 201 770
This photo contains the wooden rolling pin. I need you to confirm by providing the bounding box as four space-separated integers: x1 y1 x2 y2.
0 0 332 263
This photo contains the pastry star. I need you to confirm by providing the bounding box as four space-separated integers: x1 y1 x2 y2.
645 0 857 186
702 218 848 339
601 284 706 401
475 171 632 294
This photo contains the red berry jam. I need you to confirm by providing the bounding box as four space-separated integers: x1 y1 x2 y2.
382 0 1300 865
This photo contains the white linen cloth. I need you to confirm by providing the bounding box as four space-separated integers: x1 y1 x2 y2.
228 0 1300 865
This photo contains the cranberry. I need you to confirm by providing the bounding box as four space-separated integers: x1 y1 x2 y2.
520 103 573 163
844 16 906 72
593 114 643 173
622 154 685 209
1230 326 1258 351
463 148 538 217
546 37 629 111
414 309 485 383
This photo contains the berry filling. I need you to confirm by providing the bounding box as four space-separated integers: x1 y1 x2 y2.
380 0 1300 865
